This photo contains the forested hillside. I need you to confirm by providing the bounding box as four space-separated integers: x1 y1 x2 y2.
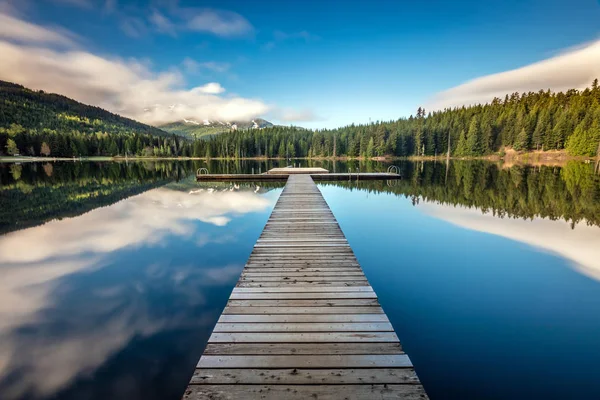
192 80 600 158
2 79 600 159
0 80 194 157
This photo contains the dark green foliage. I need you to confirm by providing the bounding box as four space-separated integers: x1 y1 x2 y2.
0 80 195 157
190 81 600 158
319 160 600 228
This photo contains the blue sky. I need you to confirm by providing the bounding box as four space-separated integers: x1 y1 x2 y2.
2 0 600 128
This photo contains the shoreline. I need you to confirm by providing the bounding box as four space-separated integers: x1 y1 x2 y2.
1 150 597 166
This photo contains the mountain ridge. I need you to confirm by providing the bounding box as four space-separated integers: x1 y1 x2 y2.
159 118 274 139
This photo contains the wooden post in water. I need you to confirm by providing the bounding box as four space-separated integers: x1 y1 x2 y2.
182 174 428 399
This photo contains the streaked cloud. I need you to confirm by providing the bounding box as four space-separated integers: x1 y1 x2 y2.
149 8 176 36
263 29 320 51
0 12 78 47
46 0 93 8
428 39 600 110
182 58 231 75
186 9 254 38
118 16 148 38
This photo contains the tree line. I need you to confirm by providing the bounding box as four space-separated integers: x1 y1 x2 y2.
195 79 600 158
2 79 600 158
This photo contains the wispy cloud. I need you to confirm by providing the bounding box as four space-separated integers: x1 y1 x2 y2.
149 9 176 36
0 12 79 47
0 12 270 125
46 0 93 8
182 57 231 75
186 9 254 38
427 39 600 110
272 107 321 123
263 29 320 51
118 16 148 38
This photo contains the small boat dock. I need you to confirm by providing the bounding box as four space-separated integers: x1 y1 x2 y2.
196 167 401 181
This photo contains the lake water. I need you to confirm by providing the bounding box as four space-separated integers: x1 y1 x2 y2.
1 160 599 400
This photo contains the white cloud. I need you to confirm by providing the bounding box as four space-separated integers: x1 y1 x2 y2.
428 39 600 110
0 12 270 125
187 9 254 38
0 12 78 46
194 82 225 94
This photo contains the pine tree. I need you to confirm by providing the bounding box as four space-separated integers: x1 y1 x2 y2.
366 137 375 158
465 116 480 155
455 129 467 156
514 128 530 151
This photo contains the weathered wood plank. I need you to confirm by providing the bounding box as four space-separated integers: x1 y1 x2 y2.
212 322 393 332
223 306 383 314
190 368 420 384
226 299 379 307
217 314 388 323
229 292 377 300
203 342 403 355
231 286 374 293
208 332 399 343
197 354 411 368
183 385 427 400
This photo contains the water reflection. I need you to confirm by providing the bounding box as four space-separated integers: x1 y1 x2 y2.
1 160 599 400
0 178 279 400
420 203 600 281
320 171 600 400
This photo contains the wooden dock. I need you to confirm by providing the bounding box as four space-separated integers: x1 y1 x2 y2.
183 174 428 399
196 172 401 181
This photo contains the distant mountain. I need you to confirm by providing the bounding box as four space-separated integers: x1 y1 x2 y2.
0 80 169 138
160 118 274 139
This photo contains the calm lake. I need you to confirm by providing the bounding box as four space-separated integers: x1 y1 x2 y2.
1 159 600 400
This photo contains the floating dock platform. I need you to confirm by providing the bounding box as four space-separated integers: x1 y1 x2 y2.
182 174 427 399
196 167 401 181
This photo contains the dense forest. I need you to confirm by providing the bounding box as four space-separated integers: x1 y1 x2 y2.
194 79 600 158
2 79 600 158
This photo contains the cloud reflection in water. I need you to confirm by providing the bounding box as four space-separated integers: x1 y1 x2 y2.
420 203 600 282
0 186 275 399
